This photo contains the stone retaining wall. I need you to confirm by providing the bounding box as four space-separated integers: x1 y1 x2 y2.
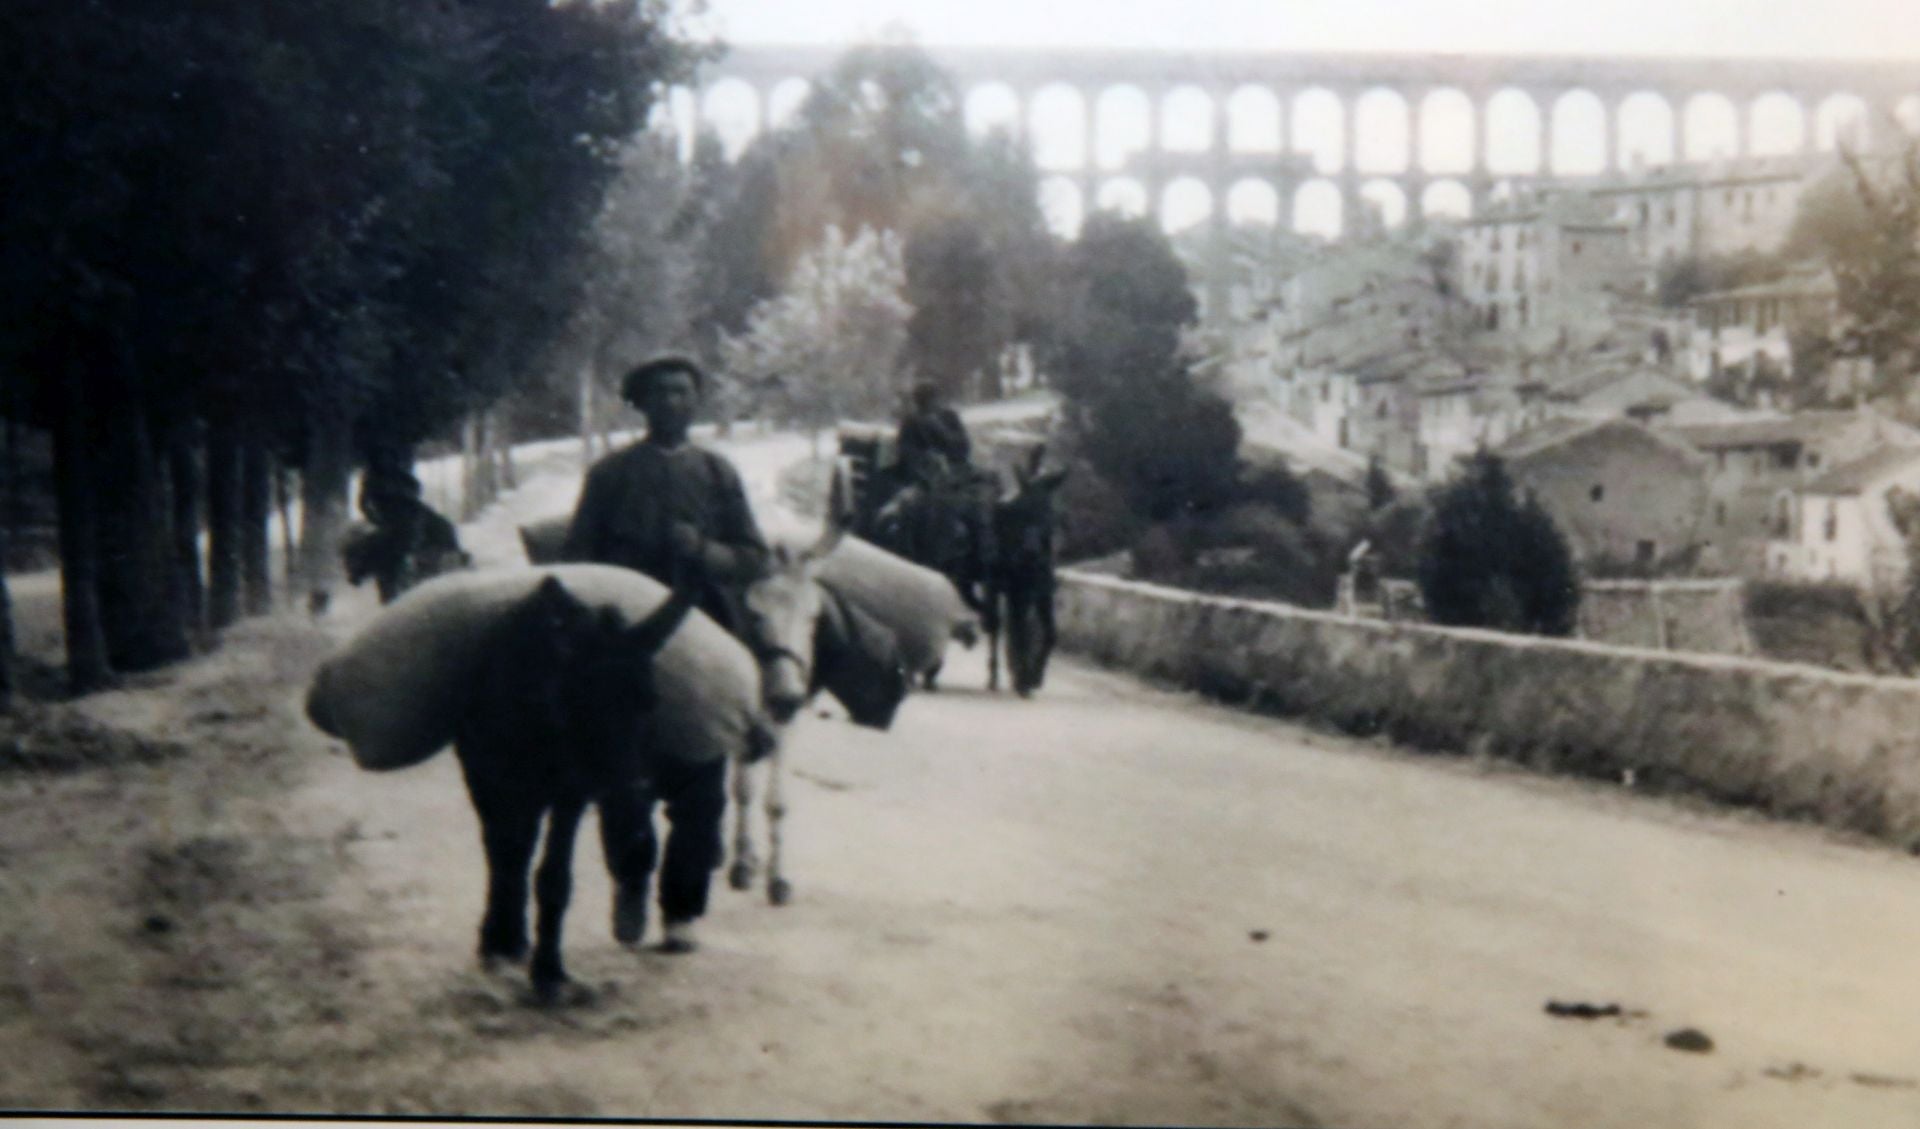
1056 571 1920 849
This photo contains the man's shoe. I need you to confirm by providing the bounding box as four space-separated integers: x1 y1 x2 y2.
613 885 647 948
661 920 700 954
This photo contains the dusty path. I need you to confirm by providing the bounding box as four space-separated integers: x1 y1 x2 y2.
4 429 1920 1126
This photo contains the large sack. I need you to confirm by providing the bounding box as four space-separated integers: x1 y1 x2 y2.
520 515 570 564
306 564 768 772
814 536 975 676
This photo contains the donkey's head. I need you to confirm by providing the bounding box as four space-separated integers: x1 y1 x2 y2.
995 444 1069 571
495 575 696 738
742 522 845 725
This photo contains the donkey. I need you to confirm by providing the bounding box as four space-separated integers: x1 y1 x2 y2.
867 471 998 689
454 575 705 1004
519 500 912 912
987 446 1068 698
727 528 912 905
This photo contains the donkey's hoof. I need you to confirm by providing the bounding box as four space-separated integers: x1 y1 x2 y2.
768 878 793 907
728 861 756 891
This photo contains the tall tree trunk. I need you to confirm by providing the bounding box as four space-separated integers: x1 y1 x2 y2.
205 409 243 630
51 379 111 693
459 414 478 522
241 439 272 616
297 404 353 606
578 362 598 466
167 424 206 646
276 462 297 594
0 438 13 713
93 389 190 673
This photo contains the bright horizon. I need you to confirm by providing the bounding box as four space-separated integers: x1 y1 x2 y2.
686 0 1920 61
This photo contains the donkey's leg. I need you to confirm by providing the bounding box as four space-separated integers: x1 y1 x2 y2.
530 794 589 1004
728 757 759 891
765 745 791 906
462 759 540 967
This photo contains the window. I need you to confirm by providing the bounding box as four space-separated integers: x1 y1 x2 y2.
1774 448 1796 470
1572 240 1583 255
1715 500 1727 525
1716 451 1727 472
1636 540 1657 567
1806 452 1821 469
1590 483 1605 503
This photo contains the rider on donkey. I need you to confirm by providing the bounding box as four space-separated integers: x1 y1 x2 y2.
895 378 973 491
561 354 771 955
345 467 467 605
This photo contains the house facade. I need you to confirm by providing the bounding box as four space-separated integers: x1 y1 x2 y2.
1666 410 1920 576
1459 195 1637 334
1765 447 1920 590
1500 417 1712 571
1687 267 1841 384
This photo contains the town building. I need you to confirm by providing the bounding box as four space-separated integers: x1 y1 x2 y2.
1686 265 1841 384
1458 194 1638 336
1765 446 1920 590
1499 416 1713 573
1666 409 1920 575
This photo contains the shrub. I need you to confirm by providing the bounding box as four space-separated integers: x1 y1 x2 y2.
1417 451 1579 635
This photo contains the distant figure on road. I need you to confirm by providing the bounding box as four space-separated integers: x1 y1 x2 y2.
560 354 771 955
896 379 972 491
343 468 468 605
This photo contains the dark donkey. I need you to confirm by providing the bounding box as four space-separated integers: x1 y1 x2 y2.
988 445 1068 698
455 575 710 1004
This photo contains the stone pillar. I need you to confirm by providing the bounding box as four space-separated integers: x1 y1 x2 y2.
1205 90 1233 329
1071 86 1090 172
1733 95 1750 159
1673 91 1693 162
1275 88 1290 155
1800 91 1819 154
1595 94 1615 173
1404 174 1428 231
1340 89 1357 174
1408 88 1427 175
1472 91 1492 176
1537 89 1555 176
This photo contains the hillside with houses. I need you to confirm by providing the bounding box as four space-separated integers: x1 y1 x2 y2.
1181 144 1920 669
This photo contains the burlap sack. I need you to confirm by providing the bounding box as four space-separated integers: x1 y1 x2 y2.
306 564 768 772
814 536 975 675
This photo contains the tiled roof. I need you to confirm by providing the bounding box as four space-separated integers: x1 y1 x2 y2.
1667 410 1873 450
1804 446 1920 495
1500 416 1706 466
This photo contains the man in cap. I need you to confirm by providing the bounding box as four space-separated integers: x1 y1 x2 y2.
561 354 770 954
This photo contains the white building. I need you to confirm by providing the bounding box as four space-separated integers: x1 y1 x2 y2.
1766 446 1920 590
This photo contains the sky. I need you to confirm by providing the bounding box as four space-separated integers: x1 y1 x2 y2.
687 0 1920 59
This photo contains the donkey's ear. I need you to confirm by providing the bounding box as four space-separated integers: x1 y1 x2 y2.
626 586 696 656
1034 468 1069 494
531 575 574 608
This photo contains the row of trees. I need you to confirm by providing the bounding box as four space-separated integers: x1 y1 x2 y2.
1 0 699 700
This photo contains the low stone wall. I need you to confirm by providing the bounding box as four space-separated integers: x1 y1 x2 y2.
1057 571 1920 849
1578 578 1754 656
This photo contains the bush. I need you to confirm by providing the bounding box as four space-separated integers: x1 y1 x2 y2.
1417 451 1579 636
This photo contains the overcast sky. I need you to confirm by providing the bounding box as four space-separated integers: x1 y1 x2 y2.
688 0 1920 59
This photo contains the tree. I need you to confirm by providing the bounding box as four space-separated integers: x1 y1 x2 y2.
722 225 913 442
0 0 692 689
724 43 1054 404
1798 145 1920 405
1417 451 1579 636
1046 212 1242 528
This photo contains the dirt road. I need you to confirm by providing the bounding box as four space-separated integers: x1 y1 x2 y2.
5 433 1920 1127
